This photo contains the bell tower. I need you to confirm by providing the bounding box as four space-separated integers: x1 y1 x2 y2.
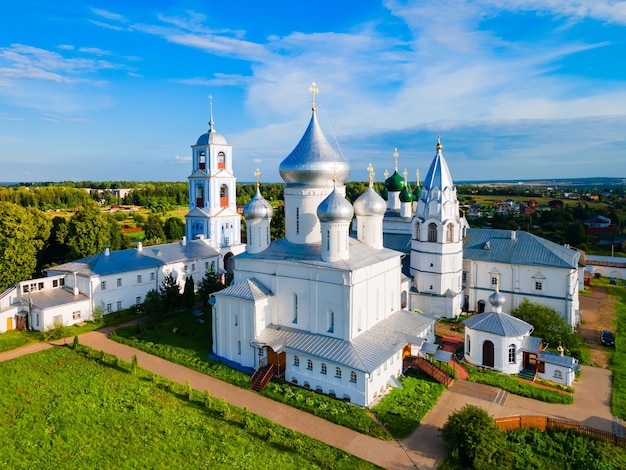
185 97 241 250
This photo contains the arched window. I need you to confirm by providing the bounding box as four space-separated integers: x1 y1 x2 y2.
220 184 228 207
508 344 516 364
414 222 420 240
553 370 563 379
198 150 206 170
335 367 342 378
196 183 204 207
307 359 313 370
217 151 225 169
350 371 357 383
294 355 300 366
428 223 437 242
321 363 327 374
446 223 454 242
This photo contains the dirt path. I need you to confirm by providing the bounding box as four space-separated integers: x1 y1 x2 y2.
579 286 616 367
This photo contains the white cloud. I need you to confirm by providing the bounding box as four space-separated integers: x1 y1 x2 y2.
174 155 192 163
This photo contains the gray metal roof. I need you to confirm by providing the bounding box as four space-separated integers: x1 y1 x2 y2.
252 310 435 373
28 288 89 310
213 278 272 301
522 336 543 353
538 351 578 368
46 240 220 278
235 237 401 272
463 229 580 269
463 311 533 337
435 350 453 363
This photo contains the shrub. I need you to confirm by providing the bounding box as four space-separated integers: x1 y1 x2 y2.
42 322 71 341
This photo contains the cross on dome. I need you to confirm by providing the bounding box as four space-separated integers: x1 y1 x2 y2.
308 81 319 112
436 134 442 151
403 168 408 182
393 147 399 171
415 169 421 186
254 168 262 188
384 169 389 179
209 95 214 130
367 162 375 186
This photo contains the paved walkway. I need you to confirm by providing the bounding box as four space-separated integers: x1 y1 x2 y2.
0 286 621 469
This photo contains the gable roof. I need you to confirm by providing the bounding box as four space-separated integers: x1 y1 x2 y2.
45 240 220 278
463 311 533 337
463 229 580 269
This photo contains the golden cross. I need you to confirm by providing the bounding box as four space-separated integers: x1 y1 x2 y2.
384 169 389 179
403 168 408 184
436 134 442 151
393 147 399 171
209 95 214 128
254 168 261 188
367 163 375 186
308 81 319 110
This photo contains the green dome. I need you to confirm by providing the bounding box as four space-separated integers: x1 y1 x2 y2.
399 185 414 203
385 171 405 192
379 188 388 201
413 185 422 201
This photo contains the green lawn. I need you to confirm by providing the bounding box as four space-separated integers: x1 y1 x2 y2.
0 329 36 352
0 346 377 470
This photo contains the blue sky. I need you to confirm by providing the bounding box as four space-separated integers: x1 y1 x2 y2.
1 0 625 183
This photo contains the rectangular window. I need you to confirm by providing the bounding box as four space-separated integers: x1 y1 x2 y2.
535 281 543 291
205 261 209 269
38 282 44 290
72 311 81 320
116 278 122 287
136 296 141 304
490 276 498 287
59 278 65 287
53 279 58 288
36 313 39 327
137 275 142 283
22 285 28 293
183 265 188 273
150 272 155 281
116 301 122 311
192 263 196 272
238 341 241 355
101 281 106 290
462 271 467 284
106 303 112 313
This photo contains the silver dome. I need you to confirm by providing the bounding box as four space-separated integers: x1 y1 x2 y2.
197 128 228 146
488 290 506 309
243 187 273 221
317 188 354 222
354 186 386 216
279 112 349 187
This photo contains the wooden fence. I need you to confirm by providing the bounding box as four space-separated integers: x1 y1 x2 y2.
495 415 626 447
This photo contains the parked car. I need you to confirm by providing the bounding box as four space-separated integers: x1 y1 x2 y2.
601 330 615 346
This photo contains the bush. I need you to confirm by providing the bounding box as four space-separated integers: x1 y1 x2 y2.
41 322 71 341
441 405 513 469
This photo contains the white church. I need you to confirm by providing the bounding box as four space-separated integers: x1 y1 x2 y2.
0 86 583 404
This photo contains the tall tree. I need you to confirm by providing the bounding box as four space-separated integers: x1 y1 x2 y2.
160 274 181 312
62 204 114 260
183 275 195 310
164 217 185 241
0 202 51 291
143 214 166 245
197 267 226 304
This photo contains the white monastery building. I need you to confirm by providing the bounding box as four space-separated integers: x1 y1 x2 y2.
0 85 584 401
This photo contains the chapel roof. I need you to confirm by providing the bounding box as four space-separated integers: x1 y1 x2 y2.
463 311 533 337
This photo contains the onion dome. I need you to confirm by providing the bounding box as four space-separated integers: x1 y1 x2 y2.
379 188 388 201
384 171 405 192
354 187 387 216
488 289 506 310
242 187 273 221
413 185 422 201
317 188 354 222
399 184 414 203
279 111 349 187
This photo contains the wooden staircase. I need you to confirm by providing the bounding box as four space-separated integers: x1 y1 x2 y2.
250 364 275 391
418 357 453 386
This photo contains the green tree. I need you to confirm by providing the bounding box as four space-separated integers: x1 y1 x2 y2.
164 217 185 241
143 214 165 245
142 289 164 317
511 299 587 361
0 202 51 291
183 275 195 310
62 204 116 260
197 267 226 304
441 405 513 469
160 274 181 312
270 204 285 240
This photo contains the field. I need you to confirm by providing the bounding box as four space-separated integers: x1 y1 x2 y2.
0 346 376 470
